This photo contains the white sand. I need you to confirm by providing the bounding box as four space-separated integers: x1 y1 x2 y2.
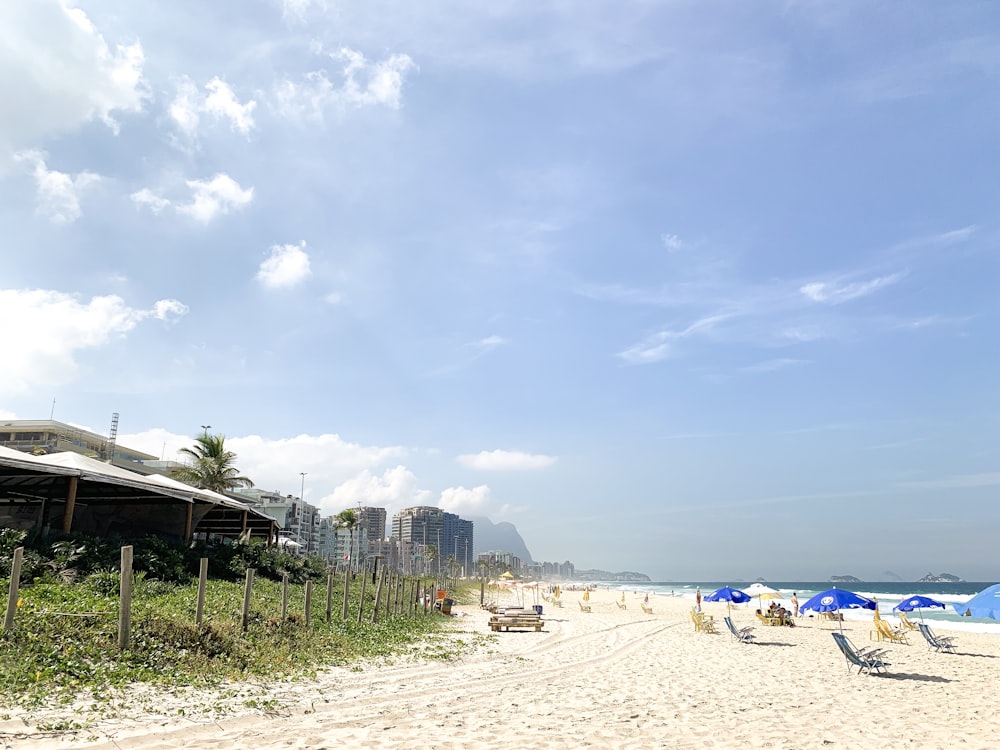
3 588 999 749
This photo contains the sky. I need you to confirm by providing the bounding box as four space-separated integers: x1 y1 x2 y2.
1 0 998 582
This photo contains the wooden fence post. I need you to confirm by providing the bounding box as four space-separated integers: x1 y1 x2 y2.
371 567 386 624
356 562 368 624
118 545 133 650
196 557 208 626
4 547 24 636
281 572 289 621
241 568 255 632
341 565 351 620
304 580 313 628
326 569 334 623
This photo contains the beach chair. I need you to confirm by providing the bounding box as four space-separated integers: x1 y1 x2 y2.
873 614 909 645
897 612 919 631
578 600 592 613
755 610 781 627
690 609 703 632
640 602 654 614
917 623 957 653
831 633 891 675
696 611 718 634
724 616 756 643
615 599 627 610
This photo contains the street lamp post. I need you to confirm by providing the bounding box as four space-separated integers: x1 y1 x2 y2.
200 424 211 436
299 472 308 552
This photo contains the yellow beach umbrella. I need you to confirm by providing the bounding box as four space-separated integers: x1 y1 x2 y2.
583 588 590 601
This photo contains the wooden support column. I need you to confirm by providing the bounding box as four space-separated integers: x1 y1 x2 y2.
61 476 78 533
183 503 194 541
241 510 248 534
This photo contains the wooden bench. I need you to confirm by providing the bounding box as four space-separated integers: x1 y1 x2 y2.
489 613 544 632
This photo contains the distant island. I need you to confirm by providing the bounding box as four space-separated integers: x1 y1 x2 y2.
829 575 862 583
917 572 965 583
575 569 651 582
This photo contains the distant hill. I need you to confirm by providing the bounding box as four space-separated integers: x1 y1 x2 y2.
469 516 533 563
882 570 904 582
917 572 965 583
829 575 862 583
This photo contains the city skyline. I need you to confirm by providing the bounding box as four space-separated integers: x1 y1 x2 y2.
1 2 997 581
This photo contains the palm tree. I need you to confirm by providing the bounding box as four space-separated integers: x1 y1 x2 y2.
425 544 437 578
334 509 359 573
171 433 254 493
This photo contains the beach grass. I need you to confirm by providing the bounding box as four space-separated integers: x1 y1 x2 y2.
0 575 470 715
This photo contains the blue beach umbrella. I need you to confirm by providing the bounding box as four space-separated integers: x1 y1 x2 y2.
704 586 752 613
798 588 876 632
893 595 945 623
953 584 1000 620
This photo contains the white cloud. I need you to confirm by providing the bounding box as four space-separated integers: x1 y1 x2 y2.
457 449 557 471
0 0 146 153
177 173 253 222
660 233 684 252
800 272 905 304
274 48 416 120
0 289 187 397
438 485 492 514
325 466 432 515
256 242 312 289
169 76 256 138
282 0 327 20
471 335 506 351
14 150 100 224
130 188 170 214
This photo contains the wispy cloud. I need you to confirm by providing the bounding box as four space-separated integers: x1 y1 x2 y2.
800 272 905 304
457 449 557 471
617 314 731 365
739 358 809 374
425 335 509 376
898 472 1000 491
273 47 416 121
14 150 100 224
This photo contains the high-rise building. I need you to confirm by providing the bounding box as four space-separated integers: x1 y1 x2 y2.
391 506 474 575
357 506 387 551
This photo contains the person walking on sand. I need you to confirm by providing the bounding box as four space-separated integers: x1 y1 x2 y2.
792 592 800 618
696 587 702 612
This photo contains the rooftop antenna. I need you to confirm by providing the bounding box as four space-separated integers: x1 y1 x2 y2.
105 412 119 464
50 398 56 420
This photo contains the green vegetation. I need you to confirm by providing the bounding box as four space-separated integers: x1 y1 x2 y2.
0 530 484 720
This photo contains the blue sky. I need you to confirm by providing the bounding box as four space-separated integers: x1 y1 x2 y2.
2 1 997 581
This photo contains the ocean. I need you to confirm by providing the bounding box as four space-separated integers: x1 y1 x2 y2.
602 580 1000 634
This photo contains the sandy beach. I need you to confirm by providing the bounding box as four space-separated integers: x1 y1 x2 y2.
3 588 999 750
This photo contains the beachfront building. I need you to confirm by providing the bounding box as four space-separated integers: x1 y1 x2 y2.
535 560 576 579
331 525 368 571
230 488 329 556
0 419 157 469
478 550 526 577
391 506 474 576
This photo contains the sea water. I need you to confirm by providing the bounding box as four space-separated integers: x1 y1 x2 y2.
605 580 1000 634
